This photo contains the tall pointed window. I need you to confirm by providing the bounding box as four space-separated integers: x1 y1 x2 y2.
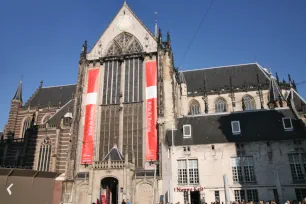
189 100 200 115
37 137 51 171
242 95 256 110
21 117 32 138
215 97 227 113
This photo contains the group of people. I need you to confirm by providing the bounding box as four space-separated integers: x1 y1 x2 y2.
169 198 306 204
122 199 131 204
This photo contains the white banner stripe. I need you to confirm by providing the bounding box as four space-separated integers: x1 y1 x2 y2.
146 86 157 99
86 93 97 105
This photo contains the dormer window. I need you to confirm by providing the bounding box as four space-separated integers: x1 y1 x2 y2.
183 125 191 138
282 117 293 131
63 112 73 127
231 121 241 134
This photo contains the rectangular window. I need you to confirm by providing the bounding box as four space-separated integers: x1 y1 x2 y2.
232 156 256 183
234 190 245 202
177 159 199 185
178 160 187 184
235 189 258 202
183 125 191 138
246 189 259 202
188 159 199 184
183 191 189 203
289 154 305 182
282 117 293 130
295 189 306 201
214 191 220 202
231 121 241 134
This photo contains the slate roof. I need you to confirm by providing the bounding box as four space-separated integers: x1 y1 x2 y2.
47 99 74 125
166 108 306 146
24 84 76 108
182 63 270 94
103 145 124 161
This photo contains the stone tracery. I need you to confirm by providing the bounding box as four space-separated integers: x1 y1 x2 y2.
106 32 143 56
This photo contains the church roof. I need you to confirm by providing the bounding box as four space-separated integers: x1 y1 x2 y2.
24 84 76 108
47 99 74 125
103 144 124 161
166 108 306 146
182 63 270 94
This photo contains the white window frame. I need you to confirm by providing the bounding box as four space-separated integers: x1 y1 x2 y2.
231 121 241 134
177 159 199 185
282 117 293 131
231 156 256 183
183 125 192 138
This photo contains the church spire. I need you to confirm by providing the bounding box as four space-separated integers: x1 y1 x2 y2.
154 12 158 38
13 80 22 102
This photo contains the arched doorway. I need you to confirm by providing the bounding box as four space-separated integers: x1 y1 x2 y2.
101 177 118 204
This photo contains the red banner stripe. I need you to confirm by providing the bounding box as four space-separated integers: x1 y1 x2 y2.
145 61 158 161
81 68 99 164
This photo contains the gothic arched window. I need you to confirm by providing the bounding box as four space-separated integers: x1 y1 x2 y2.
106 32 143 56
242 95 256 110
189 100 200 115
37 137 51 171
21 117 32 138
215 98 227 113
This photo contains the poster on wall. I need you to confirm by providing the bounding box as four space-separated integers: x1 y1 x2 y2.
145 60 158 161
81 68 99 164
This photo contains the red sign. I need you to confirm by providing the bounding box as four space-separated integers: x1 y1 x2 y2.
81 68 99 164
145 61 158 161
174 187 204 192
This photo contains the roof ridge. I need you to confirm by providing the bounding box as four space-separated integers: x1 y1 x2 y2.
182 62 258 72
46 99 74 123
291 88 306 104
42 84 76 89
124 3 156 40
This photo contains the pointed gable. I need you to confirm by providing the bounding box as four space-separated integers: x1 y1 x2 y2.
87 3 157 60
103 144 124 161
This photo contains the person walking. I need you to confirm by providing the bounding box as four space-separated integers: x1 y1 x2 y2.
127 199 131 204
122 199 126 204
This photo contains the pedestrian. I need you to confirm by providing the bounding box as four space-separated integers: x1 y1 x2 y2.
122 199 126 204
201 197 205 204
127 199 131 204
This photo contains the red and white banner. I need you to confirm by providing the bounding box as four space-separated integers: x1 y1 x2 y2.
145 61 158 161
81 68 99 164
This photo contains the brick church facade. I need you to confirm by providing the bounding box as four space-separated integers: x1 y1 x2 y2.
2 2 306 204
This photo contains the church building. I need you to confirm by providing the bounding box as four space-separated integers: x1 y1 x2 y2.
1 2 306 204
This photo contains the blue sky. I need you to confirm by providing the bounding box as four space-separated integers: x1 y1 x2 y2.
0 0 305 130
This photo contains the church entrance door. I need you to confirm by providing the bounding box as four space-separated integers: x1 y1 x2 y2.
101 177 118 204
